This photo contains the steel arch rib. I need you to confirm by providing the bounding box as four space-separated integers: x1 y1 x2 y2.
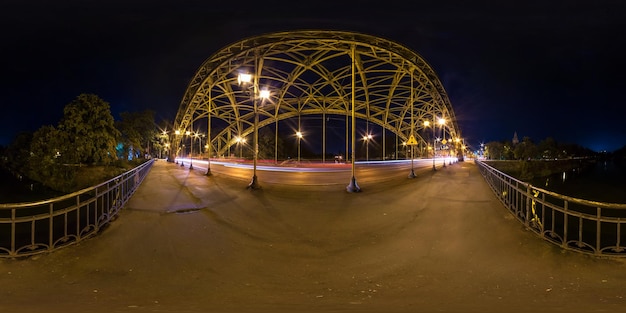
173 30 460 158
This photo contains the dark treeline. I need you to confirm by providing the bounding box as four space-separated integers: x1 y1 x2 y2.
484 135 597 161
0 94 166 195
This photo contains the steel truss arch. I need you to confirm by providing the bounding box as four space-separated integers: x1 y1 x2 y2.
173 30 461 160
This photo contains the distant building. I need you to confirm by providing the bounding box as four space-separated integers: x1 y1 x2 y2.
512 132 519 145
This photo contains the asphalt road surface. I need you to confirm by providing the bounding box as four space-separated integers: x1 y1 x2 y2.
1 160 625 313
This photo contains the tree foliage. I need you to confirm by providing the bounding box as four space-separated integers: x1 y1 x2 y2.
28 125 76 190
116 110 156 160
485 136 595 160
4 131 33 173
258 127 284 160
58 94 119 165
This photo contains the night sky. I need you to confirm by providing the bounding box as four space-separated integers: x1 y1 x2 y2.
2 0 625 152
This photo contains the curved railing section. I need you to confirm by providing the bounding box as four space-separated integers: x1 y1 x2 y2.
476 160 626 257
0 159 154 258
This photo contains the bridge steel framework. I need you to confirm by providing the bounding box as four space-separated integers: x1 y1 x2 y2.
172 30 461 164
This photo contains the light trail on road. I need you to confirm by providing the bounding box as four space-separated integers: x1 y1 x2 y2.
171 157 458 186
174 158 454 172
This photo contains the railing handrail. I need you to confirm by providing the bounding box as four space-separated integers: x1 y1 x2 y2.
0 158 155 258
0 160 154 209
476 159 626 257
477 160 626 209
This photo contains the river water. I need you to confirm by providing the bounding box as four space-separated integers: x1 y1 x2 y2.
530 160 626 204
0 169 62 203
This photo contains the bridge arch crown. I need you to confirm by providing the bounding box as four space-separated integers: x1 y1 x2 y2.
173 30 461 161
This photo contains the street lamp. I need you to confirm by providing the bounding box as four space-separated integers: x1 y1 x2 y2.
186 130 193 170
195 132 205 161
238 72 270 190
236 136 246 159
363 134 373 161
175 130 182 165
402 141 407 159
346 44 360 192
424 120 436 171
408 71 416 179
296 131 303 164
438 117 446 167
159 130 168 159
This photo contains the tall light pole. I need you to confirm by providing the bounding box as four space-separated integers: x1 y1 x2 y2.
238 71 270 190
363 134 373 161
236 136 246 159
346 44 360 192
186 130 193 170
175 130 181 165
296 131 303 164
408 71 416 178
438 117 446 168
402 141 407 159
160 130 168 159
195 132 204 161
424 120 436 171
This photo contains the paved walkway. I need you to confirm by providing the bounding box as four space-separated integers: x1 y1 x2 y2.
1 160 625 313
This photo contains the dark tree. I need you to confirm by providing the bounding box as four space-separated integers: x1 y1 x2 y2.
28 125 76 190
116 110 156 160
58 94 119 165
4 131 33 173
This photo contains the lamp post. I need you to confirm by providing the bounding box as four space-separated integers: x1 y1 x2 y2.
296 131 303 164
159 130 168 159
195 132 205 161
438 117 446 168
402 141 407 159
408 70 416 179
346 44 360 192
454 137 461 163
424 120 436 171
238 72 270 190
186 130 193 170
363 134 373 161
236 136 246 159
175 130 182 165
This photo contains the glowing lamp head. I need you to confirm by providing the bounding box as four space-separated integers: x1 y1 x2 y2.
238 73 252 85
259 89 270 99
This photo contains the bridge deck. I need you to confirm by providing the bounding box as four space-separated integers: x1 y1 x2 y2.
1 160 625 312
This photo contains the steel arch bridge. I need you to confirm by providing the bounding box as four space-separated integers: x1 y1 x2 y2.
172 30 461 161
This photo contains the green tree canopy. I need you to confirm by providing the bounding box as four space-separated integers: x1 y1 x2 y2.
28 125 76 190
58 94 119 165
116 110 156 159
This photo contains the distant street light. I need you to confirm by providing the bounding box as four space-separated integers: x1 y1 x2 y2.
186 130 193 170
424 120 436 171
438 117 446 167
236 136 246 159
402 141 407 159
363 134 373 161
175 130 181 165
296 131 303 163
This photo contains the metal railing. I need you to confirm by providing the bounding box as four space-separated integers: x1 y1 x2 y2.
476 160 626 257
0 159 154 258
